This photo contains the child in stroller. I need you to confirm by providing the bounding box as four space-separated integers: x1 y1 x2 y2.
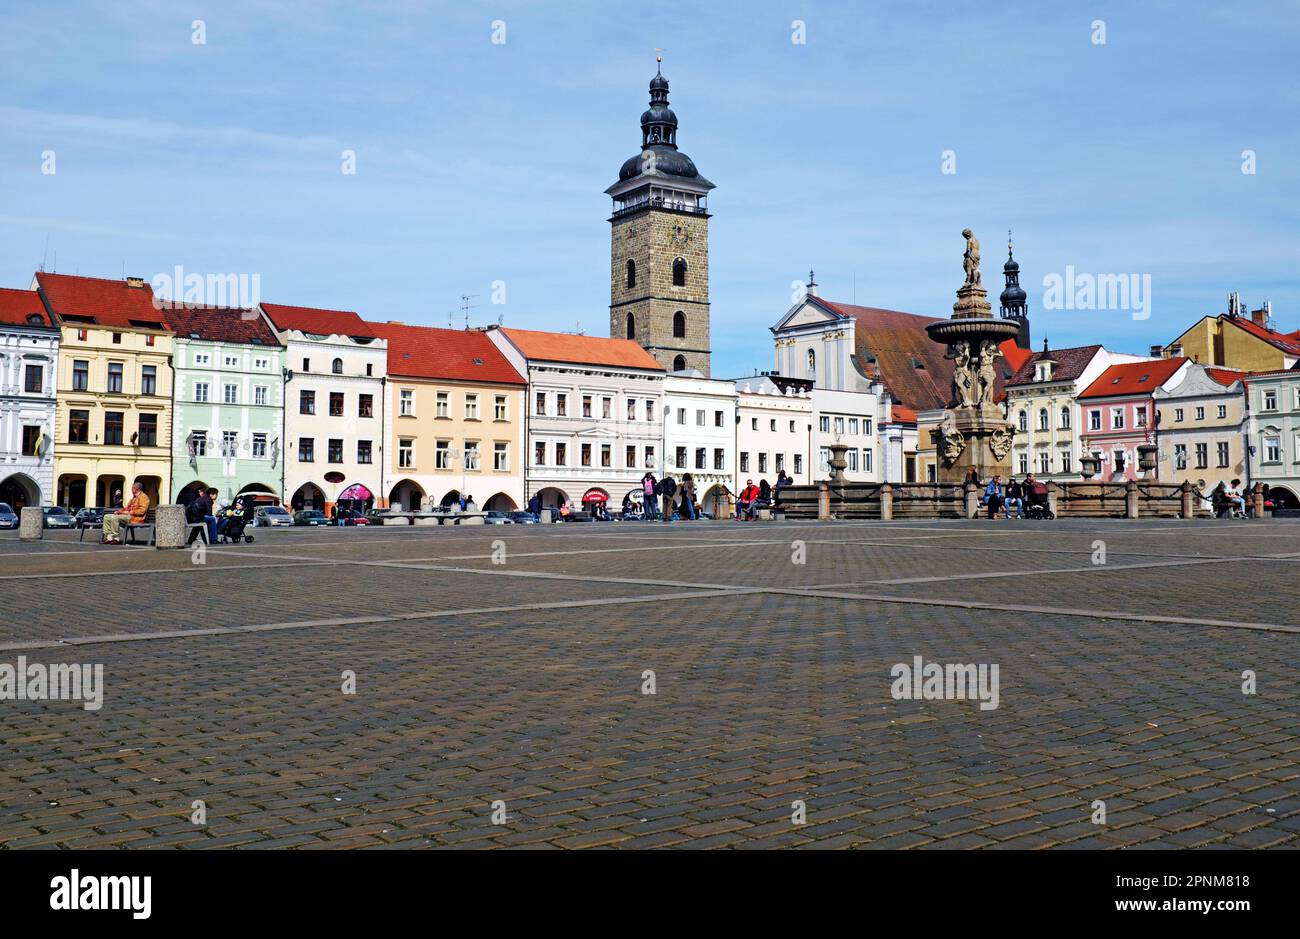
216 498 256 543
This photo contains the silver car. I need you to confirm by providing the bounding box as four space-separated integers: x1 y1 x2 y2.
255 505 293 527
0 502 18 529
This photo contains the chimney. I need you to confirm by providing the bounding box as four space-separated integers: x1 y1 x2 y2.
1149 344 1163 357
1251 307 1267 327
125 276 146 288
1168 343 1184 358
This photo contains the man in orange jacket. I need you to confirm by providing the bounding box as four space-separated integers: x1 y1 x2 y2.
102 482 150 544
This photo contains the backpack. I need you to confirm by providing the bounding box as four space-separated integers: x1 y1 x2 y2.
185 498 206 523
661 477 677 497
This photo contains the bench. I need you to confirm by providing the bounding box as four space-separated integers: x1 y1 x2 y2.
121 509 157 545
186 520 209 545
77 516 103 542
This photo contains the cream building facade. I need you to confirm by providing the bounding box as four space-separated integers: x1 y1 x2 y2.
733 375 813 492
1153 363 1248 488
662 370 736 515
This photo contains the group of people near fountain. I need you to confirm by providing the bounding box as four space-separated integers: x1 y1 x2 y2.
965 469 1051 520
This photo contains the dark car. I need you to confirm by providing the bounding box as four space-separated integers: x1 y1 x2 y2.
74 507 105 528
508 511 538 524
42 506 75 529
0 502 18 529
293 509 327 526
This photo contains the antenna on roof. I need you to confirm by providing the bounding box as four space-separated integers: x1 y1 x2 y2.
458 293 479 330
40 235 49 273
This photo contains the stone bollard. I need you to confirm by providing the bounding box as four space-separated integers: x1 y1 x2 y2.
1252 482 1266 520
817 483 830 521
879 483 893 521
963 483 979 519
154 504 187 548
1125 479 1139 519
1180 480 1194 519
1047 482 1060 517
19 506 43 541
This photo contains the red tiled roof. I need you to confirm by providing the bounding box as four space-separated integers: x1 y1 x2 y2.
1205 367 1246 387
260 302 374 338
159 304 280 346
35 272 168 330
368 322 525 385
814 299 1027 412
1227 315 1300 356
889 405 918 423
0 287 53 327
1079 357 1188 398
1007 345 1104 386
500 327 664 370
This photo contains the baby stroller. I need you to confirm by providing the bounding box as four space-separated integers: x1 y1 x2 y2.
1024 487 1055 520
217 499 256 543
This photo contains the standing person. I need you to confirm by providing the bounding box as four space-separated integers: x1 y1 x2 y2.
984 475 1005 520
102 481 149 544
737 479 760 520
1004 476 1025 519
528 492 541 522
660 473 678 522
641 472 658 521
680 474 697 520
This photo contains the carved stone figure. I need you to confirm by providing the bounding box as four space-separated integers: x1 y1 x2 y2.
989 426 1015 461
935 412 967 464
961 228 981 287
975 339 1001 405
949 341 975 408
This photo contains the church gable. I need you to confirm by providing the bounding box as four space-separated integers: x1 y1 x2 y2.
771 297 845 333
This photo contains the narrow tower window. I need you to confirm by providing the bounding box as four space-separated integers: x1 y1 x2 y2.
626 312 636 340
626 259 636 288
672 258 687 287
673 355 686 372
672 311 686 338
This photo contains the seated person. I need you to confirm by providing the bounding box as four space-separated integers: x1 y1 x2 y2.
984 476 1005 519
1024 473 1050 509
102 482 150 544
1223 479 1248 517
1004 478 1025 519
737 479 760 520
185 487 220 544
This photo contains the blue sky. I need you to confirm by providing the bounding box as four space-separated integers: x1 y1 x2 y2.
3 0 1297 377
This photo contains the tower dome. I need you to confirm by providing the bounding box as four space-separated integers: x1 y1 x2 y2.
615 59 713 186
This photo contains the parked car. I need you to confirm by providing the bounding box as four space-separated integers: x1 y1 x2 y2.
255 505 293 527
484 511 513 524
333 508 369 526
0 502 18 529
294 509 328 526
74 507 106 528
42 506 75 529
508 511 538 524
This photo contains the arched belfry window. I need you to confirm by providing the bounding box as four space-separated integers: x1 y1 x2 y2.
626 312 636 340
672 258 687 287
807 349 816 378
672 311 686 338
626 259 636 288
332 358 343 375
673 354 686 372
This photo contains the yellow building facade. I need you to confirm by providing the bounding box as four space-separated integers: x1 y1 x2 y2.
1167 309 1300 373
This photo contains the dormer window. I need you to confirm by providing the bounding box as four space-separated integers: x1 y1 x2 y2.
332 358 343 374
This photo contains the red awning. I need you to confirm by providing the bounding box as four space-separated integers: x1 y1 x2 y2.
582 489 609 503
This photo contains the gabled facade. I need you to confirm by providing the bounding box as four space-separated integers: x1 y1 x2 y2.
0 288 59 508
1165 303 1299 372
1244 367 1300 508
36 273 174 508
1005 344 1146 481
369 321 527 512
165 305 284 506
260 303 387 514
486 325 666 510
1078 357 1190 481
1152 363 1247 488
733 374 813 493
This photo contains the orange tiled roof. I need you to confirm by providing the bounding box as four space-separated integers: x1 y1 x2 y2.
0 287 53 327
1079 357 1188 398
35 272 168 330
369 322 525 385
261 302 374 338
500 327 664 370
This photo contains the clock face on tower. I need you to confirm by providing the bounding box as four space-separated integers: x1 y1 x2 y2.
669 225 691 246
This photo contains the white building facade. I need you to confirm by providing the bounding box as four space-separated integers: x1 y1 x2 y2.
662 370 736 515
734 375 813 492
260 304 387 514
813 387 886 483
0 289 59 508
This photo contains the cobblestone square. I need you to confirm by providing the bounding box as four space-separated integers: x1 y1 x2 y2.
1 518 1297 849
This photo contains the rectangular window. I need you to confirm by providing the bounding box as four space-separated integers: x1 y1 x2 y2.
602 397 611 419
1193 406 1204 421
465 394 479 419
1265 436 1281 462
107 362 124 394
1175 408 1184 422
495 395 508 420
194 352 211 367
848 418 859 435
740 452 749 473
399 389 414 416
359 393 373 418
224 383 238 405
644 446 654 468
357 439 372 464
1174 444 1187 469
1217 405 1227 420
437 392 450 418
68 409 89 443
1263 390 1278 410
24 364 43 393
758 453 768 473
556 394 567 417
329 392 344 417
220 429 238 456
627 398 636 421
646 401 655 422
298 438 314 462
224 354 238 368
1060 451 1071 473
138 414 158 447
847 450 857 472
104 411 124 445
1018 453 1029 474
299 390 315 414
1135 406 1147 428
676 446 687 469
582 395 592 418
437 440 452 469
715 410 724 428
112 332 121 344
398 438 414 469
820 416 830 432
626 445 636 468
302 358 310 372
696 447 706 470
1195 442 1208 468
859 450 868 473
254 357 269 370
601 444 611 468
581 443 592 467
328 438 344 463
793 453 803 475
1038 451 1050 474
194 382 209 403
21 425 40 455
191 430 208 457
1111 408 1125 430
1217 441 1229 467
494 442 508 471
554 442 565 466
254 386 268 406
534 392 545 416
534 442 545 466
1090 410 1101 431
72 359 89 391
252 433 267 458
714 448 724 471
834 416 845 434
677 407 686 424
696 409 706 426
